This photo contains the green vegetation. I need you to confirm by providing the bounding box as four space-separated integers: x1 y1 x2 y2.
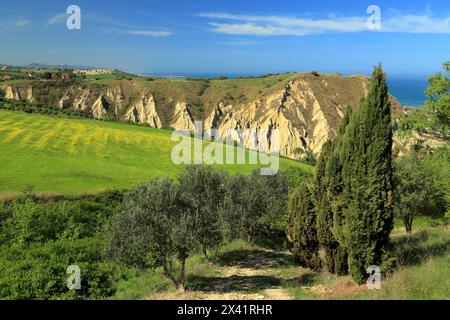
108 166 289 291
314 108 353 275
286 227 450 300
0 110 312 196
0 65 138 82
108 178 192 291
1 170 446 300
0 65 448 300
0 191 127 299
286 182 321 271
0 96 92 118
296 66 394 284
423 147 450 218
178 166 228 259
111 225 449 300
339 65 394 284
224 171 289 241
394 152 447 233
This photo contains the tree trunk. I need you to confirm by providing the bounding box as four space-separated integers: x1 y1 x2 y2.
163 263 179 289
213 243 221 262
177 257 187 292
202 243 209 260
404 215 413 233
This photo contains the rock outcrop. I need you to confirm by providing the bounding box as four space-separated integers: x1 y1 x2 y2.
91 95 109 119
0 73 403 159
124 93 162 128
170 102 196 132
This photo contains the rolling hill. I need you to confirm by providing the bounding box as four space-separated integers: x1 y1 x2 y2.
0 73 404 159
0 110 312 196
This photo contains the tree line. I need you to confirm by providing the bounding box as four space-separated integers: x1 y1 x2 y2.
286 65 448 284
107 167 288 291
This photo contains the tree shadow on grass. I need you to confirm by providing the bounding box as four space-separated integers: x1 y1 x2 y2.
284 272 320 287
217 249 295 269
187 272 321 293
187 274 282 293
390 230 450 267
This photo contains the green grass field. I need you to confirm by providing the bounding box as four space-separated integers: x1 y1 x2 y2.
0 110 312 196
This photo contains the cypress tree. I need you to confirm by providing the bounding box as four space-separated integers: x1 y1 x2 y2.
315 140 338 272
287 182 321 271
327 149 349 275
340 65 394 284
315 107 352 275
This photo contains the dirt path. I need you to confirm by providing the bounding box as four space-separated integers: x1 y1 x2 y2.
153 249 295 300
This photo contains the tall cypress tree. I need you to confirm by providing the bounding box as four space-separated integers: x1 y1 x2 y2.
287 182 321 271
340 65 394 284
315 107 352 275
315 141 336 272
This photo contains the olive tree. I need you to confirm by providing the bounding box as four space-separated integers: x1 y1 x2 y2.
177 166 228 260
394 153 446 233
108 178 195 291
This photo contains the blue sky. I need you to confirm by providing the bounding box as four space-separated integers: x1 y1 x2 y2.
0 0 449 78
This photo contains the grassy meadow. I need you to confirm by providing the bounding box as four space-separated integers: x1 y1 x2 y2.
0 110 312 196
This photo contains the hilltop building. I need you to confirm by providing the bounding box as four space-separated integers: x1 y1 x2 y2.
73 69 115 75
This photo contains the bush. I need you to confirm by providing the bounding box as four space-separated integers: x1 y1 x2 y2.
7 200 68 245
0 192 121 246
0 238 126 299
223 171 288 241
0 190 126 299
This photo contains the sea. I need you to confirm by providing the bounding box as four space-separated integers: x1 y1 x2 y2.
141 72 428 109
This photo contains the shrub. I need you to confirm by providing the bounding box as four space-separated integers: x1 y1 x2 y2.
257 172 289 233
223 171 288 241
8 200 68 245
0 238 125 299
0 192 121 246
0 190 127 299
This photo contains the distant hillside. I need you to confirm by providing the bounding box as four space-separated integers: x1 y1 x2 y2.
0 110 311 195
0 72 403 159
25 63 95 70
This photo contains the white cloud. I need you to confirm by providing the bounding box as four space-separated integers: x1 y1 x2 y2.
199 12 450 36
218 39 261 45
126 30 172 37
14 17 31 27
383 13 450 33
48 13 66 25
99 27 172 37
